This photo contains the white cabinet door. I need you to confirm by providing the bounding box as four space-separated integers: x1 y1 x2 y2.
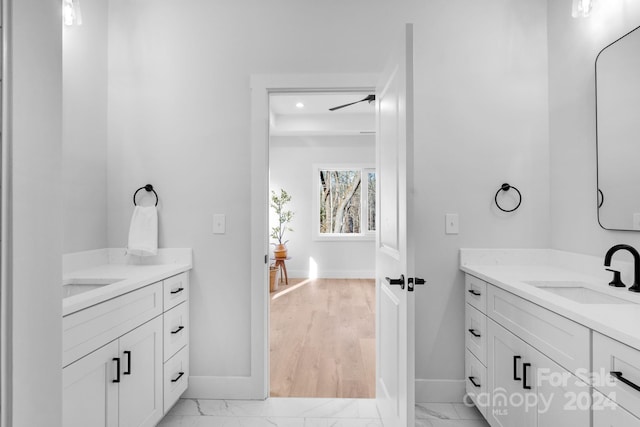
63 340 119 427
487 319 536 427
593 390 640 426
533 345 590 426
118 317 164 427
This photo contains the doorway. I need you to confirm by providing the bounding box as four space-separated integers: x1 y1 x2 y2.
268 91 377 398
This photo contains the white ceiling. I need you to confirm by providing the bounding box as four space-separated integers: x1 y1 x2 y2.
269 92 375 136
270 92 375 116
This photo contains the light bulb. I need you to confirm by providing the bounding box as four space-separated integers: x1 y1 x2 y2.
572 0 593 18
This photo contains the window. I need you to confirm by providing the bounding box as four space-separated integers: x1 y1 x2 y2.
315 165 376 240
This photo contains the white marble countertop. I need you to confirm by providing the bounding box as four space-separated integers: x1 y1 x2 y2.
62 248 192 316
460 249 640 351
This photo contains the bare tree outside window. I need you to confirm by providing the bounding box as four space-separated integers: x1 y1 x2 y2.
318 169 376 235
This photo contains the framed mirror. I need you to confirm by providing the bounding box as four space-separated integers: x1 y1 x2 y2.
596 25 640 231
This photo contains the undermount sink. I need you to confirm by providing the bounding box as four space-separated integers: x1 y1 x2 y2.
523 281 634 305
62 278 124 298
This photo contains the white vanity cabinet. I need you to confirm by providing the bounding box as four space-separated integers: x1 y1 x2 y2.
63 272 190 427
466 274 590 427
593 390 640 426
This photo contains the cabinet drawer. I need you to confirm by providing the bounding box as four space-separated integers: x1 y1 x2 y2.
63 282 163 367
465 304 487 365
593 332 640 419
163 273 188 311
465 275 487 313
163 345 189 414
164 301 189 361
486 285 589 373
465 349 487 419
593 390 640 426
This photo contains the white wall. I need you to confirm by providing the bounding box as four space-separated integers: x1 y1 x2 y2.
270 135 375 279
5 0 63 424
106 0 549 399
63 0 109 253
548 0 640 258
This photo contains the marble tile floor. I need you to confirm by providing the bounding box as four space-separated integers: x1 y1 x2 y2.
158 398 490 427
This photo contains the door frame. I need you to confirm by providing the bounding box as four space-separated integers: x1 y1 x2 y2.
250 73 378 398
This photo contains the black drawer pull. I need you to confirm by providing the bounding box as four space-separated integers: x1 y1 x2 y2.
123 351 132 375
170 287 184 295
171 372 185 383
171 326 185 335
513 355 522 381
468 376 481 388
113 358 121 383
468 329 481 338
523 362 532 390
468 289 481 296
611 371 640 393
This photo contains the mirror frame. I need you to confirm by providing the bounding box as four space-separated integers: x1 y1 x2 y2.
595 24 640 231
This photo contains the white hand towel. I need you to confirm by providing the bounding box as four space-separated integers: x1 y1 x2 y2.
127 205 158 256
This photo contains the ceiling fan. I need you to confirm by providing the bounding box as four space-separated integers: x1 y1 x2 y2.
328 94 375 111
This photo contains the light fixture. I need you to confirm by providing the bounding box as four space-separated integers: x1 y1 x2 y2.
295 102 304 109
63 0 83 26
572 0 593 18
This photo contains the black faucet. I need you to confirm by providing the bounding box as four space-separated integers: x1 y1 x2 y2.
604 244 640 293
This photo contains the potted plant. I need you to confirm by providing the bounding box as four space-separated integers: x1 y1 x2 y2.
270 188 294 259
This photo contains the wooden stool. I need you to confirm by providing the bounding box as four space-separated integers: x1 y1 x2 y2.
273 257 290 286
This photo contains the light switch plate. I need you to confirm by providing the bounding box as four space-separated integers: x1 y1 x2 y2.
213 214 226 234
445 213 459 235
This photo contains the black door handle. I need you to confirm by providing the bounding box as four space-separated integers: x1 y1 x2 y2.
611 371 640 393
113 358 121 383
468 376 481 388
513 355 521 381
407 277 426 292
468 329 481 338
123 351 132 375
385 275 405 290
523 362 532 390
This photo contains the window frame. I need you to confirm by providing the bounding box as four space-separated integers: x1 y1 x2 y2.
312 163 376 241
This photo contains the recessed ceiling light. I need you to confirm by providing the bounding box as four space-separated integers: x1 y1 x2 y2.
295 102 304 109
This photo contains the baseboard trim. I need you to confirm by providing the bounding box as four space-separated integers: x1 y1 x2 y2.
415 379 466 403
287 270 375 279
184 376 266 400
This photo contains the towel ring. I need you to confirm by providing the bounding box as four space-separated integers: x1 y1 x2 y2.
495 183 521 213
133 184 159 206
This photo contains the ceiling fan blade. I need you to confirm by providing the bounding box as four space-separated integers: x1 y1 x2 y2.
329 94 376 111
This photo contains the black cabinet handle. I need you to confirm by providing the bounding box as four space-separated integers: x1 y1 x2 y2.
513 356 522 381
113 358 121 383
123 351 132 375
468 289 481 296
468 376 481 388
468 329 481 338
523 363 532 390
385 275 405 290
170 287 184 295
171 372 185 383
611 371 640 393
171 326 185 335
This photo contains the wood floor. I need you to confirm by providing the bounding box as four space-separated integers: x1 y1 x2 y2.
269 278 376 398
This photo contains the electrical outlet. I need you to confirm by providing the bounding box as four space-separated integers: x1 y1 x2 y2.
445 213 459 235
213 214 226 234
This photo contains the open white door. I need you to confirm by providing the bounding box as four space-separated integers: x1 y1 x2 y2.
375 23 415 427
